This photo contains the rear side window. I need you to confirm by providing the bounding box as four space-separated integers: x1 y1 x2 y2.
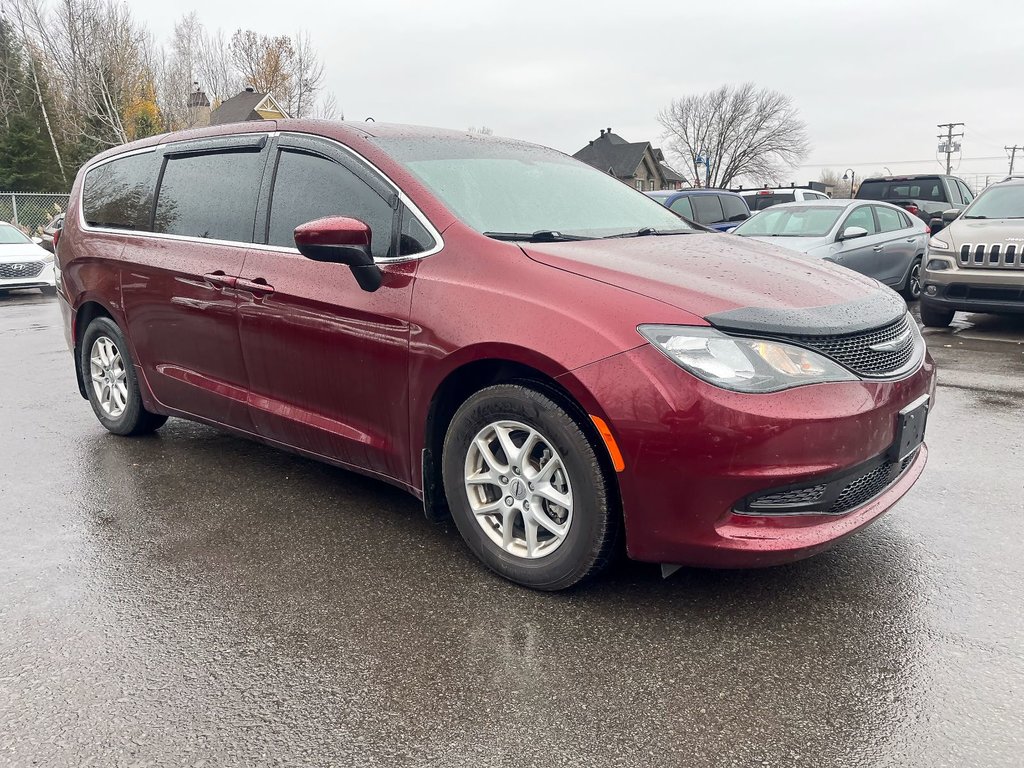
669 196 693 219
947 181 963 205
690 194 725 225
83 152 158 230
153 149 265 242
746 193 795 211
958 180 974 203
874 205 905 233
267 149 395 258
720 194 749 222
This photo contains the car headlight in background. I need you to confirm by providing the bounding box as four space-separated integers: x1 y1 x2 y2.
928 236 950 250
638 325 857 393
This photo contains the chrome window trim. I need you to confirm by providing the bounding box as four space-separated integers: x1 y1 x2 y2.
77 130 445 264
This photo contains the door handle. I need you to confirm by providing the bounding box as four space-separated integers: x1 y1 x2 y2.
872 245 884 252
905 238 916 242
203 271 237 289
237 277 275 296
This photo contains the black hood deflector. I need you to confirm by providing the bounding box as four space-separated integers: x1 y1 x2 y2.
706 288 907 337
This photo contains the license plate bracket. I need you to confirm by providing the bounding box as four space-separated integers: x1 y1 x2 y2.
891 394 929 461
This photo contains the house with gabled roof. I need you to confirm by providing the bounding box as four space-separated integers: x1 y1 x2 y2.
572 128 687 191
209 87 289 125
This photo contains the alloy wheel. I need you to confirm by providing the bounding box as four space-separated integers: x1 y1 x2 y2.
463 420 574 559
909 262 922 298
89 335 128 418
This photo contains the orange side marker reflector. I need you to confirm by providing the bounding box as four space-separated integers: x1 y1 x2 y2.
590 415 625 472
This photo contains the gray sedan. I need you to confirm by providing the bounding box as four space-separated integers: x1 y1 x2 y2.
731 199 929 300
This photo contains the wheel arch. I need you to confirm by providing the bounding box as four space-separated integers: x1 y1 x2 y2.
418 356 620 523
72 300 116 399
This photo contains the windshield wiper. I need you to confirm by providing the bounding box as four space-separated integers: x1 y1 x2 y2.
483 230 592 242
963 215 988 219
601 227 693 239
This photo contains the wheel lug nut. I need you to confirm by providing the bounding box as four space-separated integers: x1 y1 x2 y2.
499 475 508 484
522 500 530 511
504 497 514 506
513 467 521 475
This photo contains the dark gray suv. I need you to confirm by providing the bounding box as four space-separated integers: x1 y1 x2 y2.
856 174 974 232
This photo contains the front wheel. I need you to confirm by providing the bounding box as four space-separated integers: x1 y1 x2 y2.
442 384 618 590
920 300 955 328
901 258 922 301
80 316 168 435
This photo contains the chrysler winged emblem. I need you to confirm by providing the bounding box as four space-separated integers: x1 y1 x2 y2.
869 327 912 353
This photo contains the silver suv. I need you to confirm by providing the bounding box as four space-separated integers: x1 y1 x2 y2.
920 177 1024 326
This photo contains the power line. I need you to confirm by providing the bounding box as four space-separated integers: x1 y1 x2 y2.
937 122 965 175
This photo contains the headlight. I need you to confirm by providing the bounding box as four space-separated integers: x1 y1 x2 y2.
929 236 950 250
638 325 857 393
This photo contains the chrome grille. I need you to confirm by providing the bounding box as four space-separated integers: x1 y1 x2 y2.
787 314 916 377
0 261 44 279
958 243 1024 269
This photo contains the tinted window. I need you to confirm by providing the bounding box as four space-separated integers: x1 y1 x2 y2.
154 149 264 242
720 194 749 222
958 180 975 203
857 178 948 203
690 194 725 225
669 196 693 219
842 205 878 234
399 206 435 256
874 205 905 233
267 150 394 257
83 151 158 230
745 192 795 211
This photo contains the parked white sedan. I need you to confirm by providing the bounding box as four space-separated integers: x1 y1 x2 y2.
0 221 57 296
731 199 929 300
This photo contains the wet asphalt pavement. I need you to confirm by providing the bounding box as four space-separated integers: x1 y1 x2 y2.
1 292 1022 767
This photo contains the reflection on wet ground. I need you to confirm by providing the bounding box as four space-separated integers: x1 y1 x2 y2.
1 293 1022 767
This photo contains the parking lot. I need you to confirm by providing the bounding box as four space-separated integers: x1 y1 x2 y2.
1 291 1022 767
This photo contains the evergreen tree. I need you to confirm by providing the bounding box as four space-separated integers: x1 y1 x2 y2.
0 112 58 190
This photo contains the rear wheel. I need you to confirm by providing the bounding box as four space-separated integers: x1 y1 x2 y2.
901 258 922 301
920 300 955 328
80 316 167 435
442 384 618 590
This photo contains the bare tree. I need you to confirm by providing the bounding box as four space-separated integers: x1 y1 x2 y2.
658 83 810 188
313 90 341 120
286 30 322 118
230 29 293 96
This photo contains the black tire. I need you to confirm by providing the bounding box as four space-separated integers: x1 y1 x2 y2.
442 383 618 591
80 316 167 436
901 258 922 301
920 300 955 328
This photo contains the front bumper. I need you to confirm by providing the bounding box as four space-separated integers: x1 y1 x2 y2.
0 262 56 290
560 343 936 568
922 258 1024 314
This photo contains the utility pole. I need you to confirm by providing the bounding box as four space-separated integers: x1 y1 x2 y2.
1006 145 1022 176
937 122 965 175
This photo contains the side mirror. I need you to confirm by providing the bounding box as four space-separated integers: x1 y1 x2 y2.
294 216 383 292
839 225 869 242
942 209 961 224
31 236 43 244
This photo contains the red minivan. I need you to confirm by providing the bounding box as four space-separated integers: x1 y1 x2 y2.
57 120 935 590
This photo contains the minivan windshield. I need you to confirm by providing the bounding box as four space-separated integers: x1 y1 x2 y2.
0 223 32 245
374 136 695 239
732 206 843 237
962 185 1024 219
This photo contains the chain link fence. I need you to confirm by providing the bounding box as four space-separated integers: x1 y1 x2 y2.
0 193 69 235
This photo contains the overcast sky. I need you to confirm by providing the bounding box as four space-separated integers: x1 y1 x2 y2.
136 0 1022 188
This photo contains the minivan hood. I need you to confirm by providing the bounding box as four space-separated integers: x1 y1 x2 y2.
523 233 906 336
